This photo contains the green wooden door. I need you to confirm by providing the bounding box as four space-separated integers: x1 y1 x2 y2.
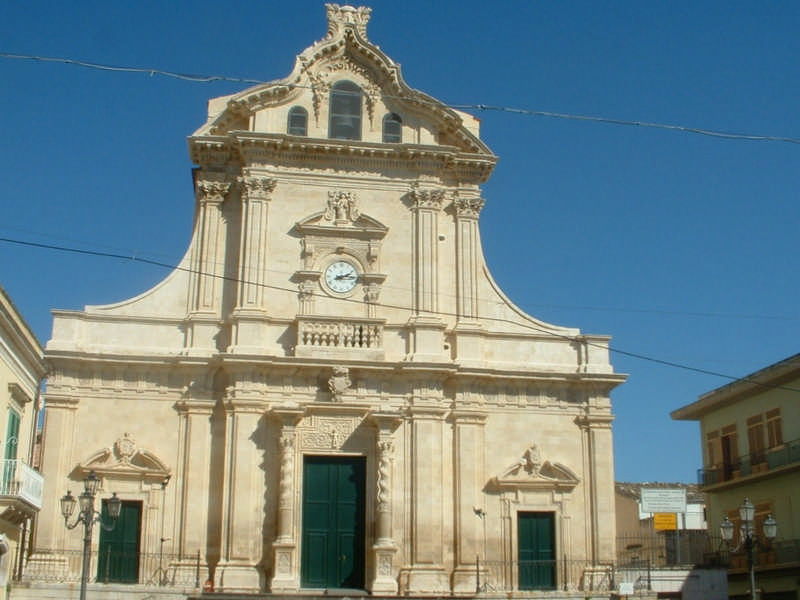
518 511 555 590
97 500 141 583
301 456 366 589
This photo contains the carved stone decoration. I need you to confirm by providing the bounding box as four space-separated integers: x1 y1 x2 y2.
195 180 231 204
299 415 361 450
408 184 446 211
308 72 330 124
326 3 372 39
327 366 352 402
453 195 485 218
376 439 392 512
114 433 137 464
325 191 360 225
490 443 579 492
278 433 294 509
78 434 171 484
238 176 277 201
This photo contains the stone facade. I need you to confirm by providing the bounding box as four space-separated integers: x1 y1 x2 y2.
32 5 625 596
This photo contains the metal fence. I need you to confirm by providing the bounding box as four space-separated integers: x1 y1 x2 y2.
19 548 201 588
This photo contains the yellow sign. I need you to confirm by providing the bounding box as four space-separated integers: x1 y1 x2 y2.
654 513 677 530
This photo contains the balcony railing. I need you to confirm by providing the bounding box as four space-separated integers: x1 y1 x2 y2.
697 437 800 486
295 316 384 357
0 459 43 510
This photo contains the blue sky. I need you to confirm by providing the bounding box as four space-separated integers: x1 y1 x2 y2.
1 1 798 483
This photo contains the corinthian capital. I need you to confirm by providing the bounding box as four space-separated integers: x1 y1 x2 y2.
196 180 231 204
453 195 485 218
408 184 447 211
238 176 277 201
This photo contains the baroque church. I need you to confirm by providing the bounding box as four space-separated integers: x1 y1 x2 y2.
31 5 625 596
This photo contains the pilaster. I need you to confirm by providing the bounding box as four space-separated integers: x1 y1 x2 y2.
400 403 449 594
230 176 277 354
451 409 488 593
215 390 264 591
173 394 215 581
186 176 230 355
407 184 446 362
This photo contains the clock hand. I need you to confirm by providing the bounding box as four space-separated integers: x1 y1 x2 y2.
335 274 356 280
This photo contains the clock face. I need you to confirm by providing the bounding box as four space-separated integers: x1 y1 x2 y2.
324 260 359 293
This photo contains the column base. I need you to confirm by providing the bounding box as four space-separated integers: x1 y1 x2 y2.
369 543 398 595
215 560 261 592
270 541 298 592
400 566 449 595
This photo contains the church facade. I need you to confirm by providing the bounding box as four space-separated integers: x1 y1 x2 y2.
32 5 624 596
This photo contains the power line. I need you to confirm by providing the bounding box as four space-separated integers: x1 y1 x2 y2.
3 234 799 394
3 51 799 146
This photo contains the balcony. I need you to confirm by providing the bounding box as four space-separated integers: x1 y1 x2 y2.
0 459 43 524
698 437 800 487
295 316 385 360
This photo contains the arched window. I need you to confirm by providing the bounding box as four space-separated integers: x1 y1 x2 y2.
329 81 362 140
382 112 402 143
287 106 308 136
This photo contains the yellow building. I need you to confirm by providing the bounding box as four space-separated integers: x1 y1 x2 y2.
0 286 46 600
672 353 800 600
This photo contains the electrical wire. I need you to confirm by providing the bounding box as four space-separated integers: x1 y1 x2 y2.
2 51 799 146
2 234 799 394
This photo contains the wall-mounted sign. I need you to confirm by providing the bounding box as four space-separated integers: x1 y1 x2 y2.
641 488 686 513
653 512 678 531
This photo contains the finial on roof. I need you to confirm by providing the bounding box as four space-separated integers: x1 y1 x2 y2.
326 3 371 38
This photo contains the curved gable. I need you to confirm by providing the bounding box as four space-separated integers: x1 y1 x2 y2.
193 4 492 157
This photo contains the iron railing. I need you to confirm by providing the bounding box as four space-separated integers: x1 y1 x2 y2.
19 548 201 588
698 437 800 486
0 459 43 509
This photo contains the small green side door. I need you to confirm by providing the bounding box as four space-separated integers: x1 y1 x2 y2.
97 500 141 583
518 511 556 590
301 455 366 589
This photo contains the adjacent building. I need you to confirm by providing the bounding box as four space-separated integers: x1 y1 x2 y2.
0 286 46 599
672 353 800 600
27 5 626 597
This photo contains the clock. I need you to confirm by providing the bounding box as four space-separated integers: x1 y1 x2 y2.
324 260 359 293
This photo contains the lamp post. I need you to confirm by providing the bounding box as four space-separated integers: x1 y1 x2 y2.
720 498 778 600
60 471 121 600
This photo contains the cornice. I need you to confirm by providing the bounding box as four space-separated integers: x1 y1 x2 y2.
189 133 496 183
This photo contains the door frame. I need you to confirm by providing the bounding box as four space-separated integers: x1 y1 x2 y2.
300 453 367 590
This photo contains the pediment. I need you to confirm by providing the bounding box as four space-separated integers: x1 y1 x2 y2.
197 4 493 157
77 433 170 484
490 444 579 492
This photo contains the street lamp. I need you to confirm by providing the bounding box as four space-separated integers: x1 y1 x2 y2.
61 471 121 600
720 498 777 600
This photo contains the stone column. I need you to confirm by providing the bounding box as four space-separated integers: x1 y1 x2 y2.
230 176 277 353
451 409 488 593
270 409 303 592
215 390 263 591
452 190 486 363
369 413 401 594
173 394 214 580
401 404 448 594
186 177 230 354
406 184 446 361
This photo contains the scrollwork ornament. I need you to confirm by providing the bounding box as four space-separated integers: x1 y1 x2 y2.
326 3 372 38
325 191 360 224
